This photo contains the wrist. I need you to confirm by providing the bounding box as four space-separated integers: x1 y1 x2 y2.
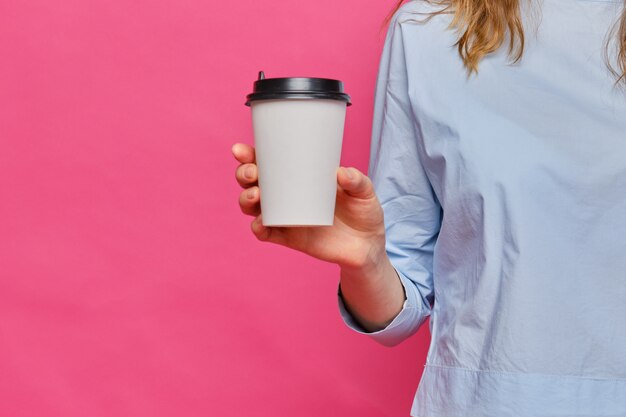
338 254 404 332
339 246 392 287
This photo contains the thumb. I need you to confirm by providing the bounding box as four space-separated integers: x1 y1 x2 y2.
337 167 377 200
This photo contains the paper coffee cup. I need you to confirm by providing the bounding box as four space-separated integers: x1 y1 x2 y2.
245 71 351 227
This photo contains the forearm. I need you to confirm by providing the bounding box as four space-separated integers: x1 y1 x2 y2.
339 254 405 333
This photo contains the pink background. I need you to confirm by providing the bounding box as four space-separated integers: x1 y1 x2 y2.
0 0 430 415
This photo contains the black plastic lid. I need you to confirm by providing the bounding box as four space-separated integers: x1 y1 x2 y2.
245 71 351 106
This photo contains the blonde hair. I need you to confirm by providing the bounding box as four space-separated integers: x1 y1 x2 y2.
383 0 626 88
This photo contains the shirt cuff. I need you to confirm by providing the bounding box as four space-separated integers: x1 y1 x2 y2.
336 267 425 347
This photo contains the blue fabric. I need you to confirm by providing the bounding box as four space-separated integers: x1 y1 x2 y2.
337 0 626 415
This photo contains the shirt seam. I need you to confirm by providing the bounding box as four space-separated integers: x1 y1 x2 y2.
426 363 626 381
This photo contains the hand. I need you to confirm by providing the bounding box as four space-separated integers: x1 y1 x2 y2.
232 142 387 271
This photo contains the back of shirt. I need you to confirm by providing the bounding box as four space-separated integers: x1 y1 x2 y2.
337 0 626 415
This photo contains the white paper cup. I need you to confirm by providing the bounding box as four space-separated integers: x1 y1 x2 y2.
246 72 351 226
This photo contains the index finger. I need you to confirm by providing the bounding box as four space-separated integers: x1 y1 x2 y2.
231 143 256 164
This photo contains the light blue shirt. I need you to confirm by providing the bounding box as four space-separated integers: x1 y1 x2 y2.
337 0 626 415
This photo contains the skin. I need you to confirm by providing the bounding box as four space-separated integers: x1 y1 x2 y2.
232 142 405 333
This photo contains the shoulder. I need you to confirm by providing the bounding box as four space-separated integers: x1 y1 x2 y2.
391 0 450 26
384 0 457 61
385 0 455 49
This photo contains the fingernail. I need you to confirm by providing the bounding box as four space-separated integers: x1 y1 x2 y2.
344 167 354 180
245 166 254 179
247 188 256 199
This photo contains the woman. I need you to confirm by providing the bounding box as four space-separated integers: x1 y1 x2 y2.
232 0 626 415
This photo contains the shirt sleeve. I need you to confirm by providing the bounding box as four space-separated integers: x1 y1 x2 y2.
337 8 443 347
